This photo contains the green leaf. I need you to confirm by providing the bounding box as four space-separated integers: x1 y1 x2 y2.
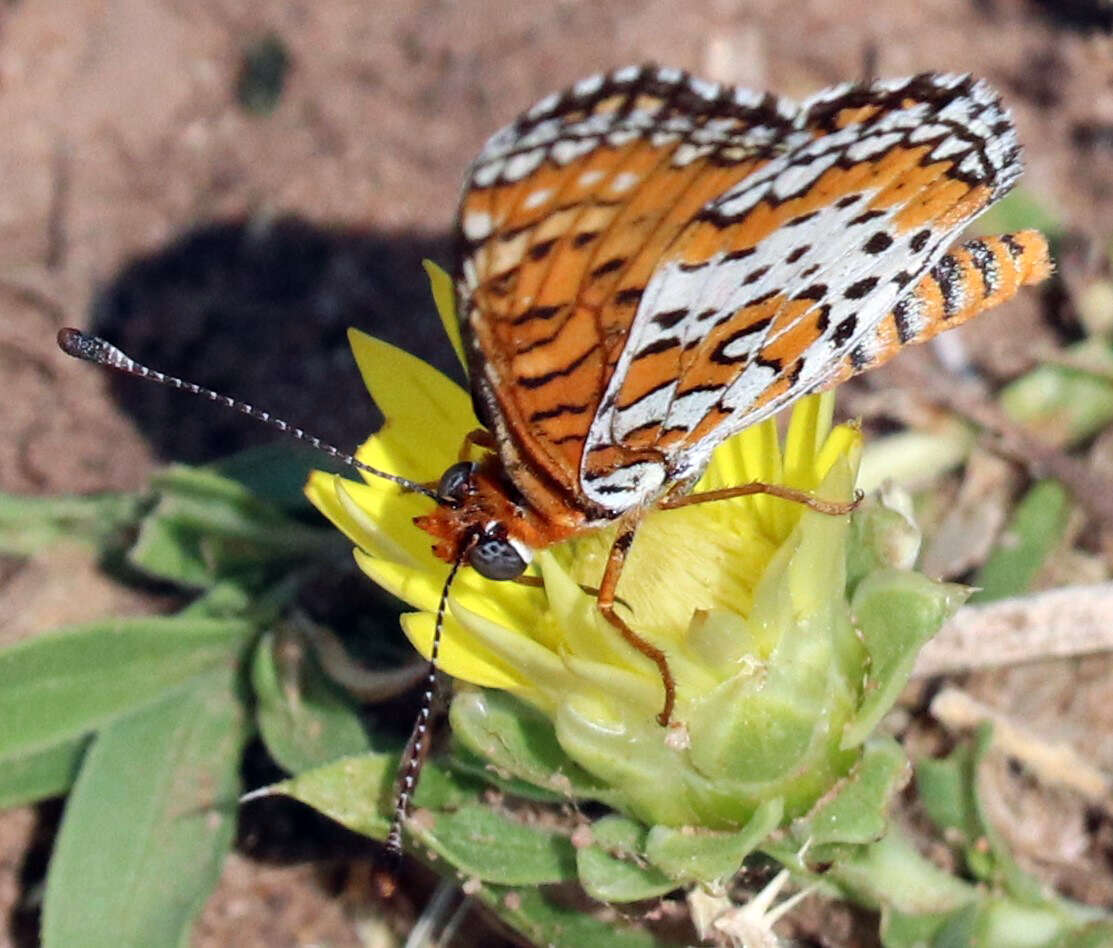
0 612 253 759
0 490 144 557
128 465 336 588
918 726 1086 913
42 664 248 948
1053 922 1113 948
251 631 371 773
424 804 577 886
970 480 1071 603
880 906 958 947
576 816 676 903
209 443 328 513
975 896 1079 948
846 498 923 593
274 751 577 885
916 739 982 845
999 340 1113 448
767 828 976 916
449 687 614 800
473 882 662 948
645 798 784 883
272 751 483 841
843 570 966 748
446 744 568 803
794 738 908 849
0 737 88 809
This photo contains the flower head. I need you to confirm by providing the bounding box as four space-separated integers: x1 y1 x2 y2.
306 263 952 835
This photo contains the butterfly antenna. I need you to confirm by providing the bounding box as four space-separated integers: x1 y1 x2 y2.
57 328 440 501
384 538 473 858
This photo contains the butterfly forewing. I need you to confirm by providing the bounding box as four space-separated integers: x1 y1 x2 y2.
456 66 1028 516
457 66 801 515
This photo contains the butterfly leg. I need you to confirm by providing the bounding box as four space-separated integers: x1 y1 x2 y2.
596 516 676 726
660 482 860 515
818 230 1052 389
458 427 497 461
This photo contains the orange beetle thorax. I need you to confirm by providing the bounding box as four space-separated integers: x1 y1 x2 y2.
414 456 584 566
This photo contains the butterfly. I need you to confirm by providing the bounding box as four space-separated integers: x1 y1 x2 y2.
413 65 1050 722
58 65 1051 856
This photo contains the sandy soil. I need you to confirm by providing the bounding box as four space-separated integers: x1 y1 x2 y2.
3 0 1113 944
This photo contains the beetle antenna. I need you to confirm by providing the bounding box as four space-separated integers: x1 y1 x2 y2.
384 537 473 858
57 328 440 501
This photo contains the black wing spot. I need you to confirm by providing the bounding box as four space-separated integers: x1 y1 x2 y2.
849 343 871 370
835 193 861 208
786 210 819 227
487 268 518 297
814 303 831 334
517 346 595 389
910 229 932 252
785 244 811 264
723 246 757 262
831 315 857 347
528 401 591 423
743 264 771 285
591 257 626 278
614 287 644 307
573 230 600 248
711 318 771 365
635 336 681 358
844 276 879 299
679 259 709 272
863 232 893 254
652 308 688 329
511 303 565 325
529 238 558 261
744 288 779 307
848 209 885 226
793 283 827 301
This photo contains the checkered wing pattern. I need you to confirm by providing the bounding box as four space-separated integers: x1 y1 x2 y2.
456 66 1045 516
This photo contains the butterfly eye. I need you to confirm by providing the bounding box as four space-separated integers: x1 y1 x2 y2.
469 529 529 581
437 461 476 504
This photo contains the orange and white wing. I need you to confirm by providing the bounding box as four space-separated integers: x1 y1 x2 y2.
456 65 802 519
579 73 1029 510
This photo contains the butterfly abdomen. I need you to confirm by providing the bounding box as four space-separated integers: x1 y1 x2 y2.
822 229 1052 387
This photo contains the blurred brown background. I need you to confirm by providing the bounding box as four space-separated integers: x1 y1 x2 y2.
2 1 1112 943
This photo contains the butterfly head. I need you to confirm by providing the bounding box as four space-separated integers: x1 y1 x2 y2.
415 459 536 581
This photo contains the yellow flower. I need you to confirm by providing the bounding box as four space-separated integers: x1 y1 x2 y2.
304 263 938 832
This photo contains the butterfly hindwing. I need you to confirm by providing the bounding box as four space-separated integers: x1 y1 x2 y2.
579 73 1026 510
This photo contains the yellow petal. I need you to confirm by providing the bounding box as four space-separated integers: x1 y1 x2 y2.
816 423 862 482
400 611 526 690
304 472 417 565
335 477 439 568
782 394 825 490
346 328 477 482
422 259 467 370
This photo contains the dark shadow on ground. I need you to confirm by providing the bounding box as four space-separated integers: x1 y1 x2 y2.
89 217 460 465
